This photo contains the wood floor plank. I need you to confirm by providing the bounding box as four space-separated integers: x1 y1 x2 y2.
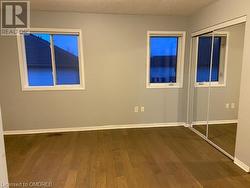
64 170 77 188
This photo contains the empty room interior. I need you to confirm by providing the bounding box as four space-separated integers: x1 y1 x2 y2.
1 0 250 187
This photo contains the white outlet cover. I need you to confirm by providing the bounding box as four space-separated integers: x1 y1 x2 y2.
134 106 139 113
231 103 235 109
226 104 230 109
141 106 145 112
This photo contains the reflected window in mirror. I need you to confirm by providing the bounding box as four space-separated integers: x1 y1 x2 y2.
195 32 229 87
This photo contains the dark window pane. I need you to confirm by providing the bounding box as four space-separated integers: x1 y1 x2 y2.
197 36 212 82
150 36 178 83
197 36 221 82
53 35 80 85
211 37 221 81
24 33 54 86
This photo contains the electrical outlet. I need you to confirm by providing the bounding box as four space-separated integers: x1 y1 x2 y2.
141 106 145 112
226 103 230 109
134 106 139 113
231 103 235 109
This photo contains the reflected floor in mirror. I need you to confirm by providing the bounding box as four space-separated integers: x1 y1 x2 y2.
193 124 207 136
208 123 237 157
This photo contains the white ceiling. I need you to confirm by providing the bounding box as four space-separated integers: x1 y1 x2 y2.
28 0 217 16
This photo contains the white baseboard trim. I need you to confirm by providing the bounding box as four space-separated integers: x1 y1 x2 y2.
4 122 186 135
191 119 238 126
184 123 191 128
234 158 250 172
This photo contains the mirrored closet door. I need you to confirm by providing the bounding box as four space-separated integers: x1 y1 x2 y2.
208 23 246 157
189 32 213 137
189 22 246 159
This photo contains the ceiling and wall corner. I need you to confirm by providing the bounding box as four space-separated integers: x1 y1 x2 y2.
27 0 217 16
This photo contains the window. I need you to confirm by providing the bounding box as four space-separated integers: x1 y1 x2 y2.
147 31 186 88
17 29 85 91
195 32 229 87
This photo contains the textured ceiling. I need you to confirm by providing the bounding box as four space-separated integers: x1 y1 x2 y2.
28 0 217 16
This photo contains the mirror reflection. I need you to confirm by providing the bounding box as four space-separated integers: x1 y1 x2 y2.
190 22 246 158
208 23 246 156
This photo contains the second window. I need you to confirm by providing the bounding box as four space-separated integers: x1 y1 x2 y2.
147 31 186 88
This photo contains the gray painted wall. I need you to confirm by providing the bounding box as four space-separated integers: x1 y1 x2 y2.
190 0 250 168
0 12 189 131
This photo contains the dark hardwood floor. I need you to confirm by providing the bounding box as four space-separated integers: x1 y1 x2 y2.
4 127 250 188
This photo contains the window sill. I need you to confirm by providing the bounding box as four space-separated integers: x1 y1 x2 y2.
22 85 85 91
147 83 183 89
195 83 226 88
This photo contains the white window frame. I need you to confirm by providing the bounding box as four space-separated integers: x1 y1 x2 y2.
17 28 85 91
194 32 229 88
146 31 186 89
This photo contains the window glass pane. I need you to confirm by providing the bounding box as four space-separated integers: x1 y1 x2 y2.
150 36 178 83
24 33 54 86
197 36 212 82
211 37 221 81
53 35 80 85
197 36 221 82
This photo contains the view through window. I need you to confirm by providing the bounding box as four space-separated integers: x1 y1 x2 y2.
23 32 82 88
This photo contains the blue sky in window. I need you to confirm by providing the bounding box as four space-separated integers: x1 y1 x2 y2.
32 33 78 56
150 37 178 57
53 35 78 56
33 33 50 42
